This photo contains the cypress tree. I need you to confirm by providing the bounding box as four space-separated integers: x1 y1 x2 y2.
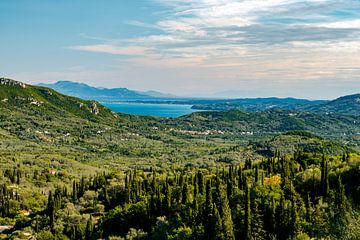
181 183 189 204
238 167 243 190
163 183 171 214
220 185 235 240
47 191 55 228
198 171 204 194
336 175 348 217
324 161 329 197
251 202 266 240
320 154 325 194
244 179 251 240
212 203 223 240
204 179 214 240
255 165 259 183
16 170 20 185
290 195 298 236
72 181 77 202
205 180 212 210
85 215 94 240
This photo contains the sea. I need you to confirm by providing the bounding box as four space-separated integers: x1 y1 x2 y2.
103 103 202 118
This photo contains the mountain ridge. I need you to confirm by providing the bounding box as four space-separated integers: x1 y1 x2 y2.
303 93 360 115
37 80 181 101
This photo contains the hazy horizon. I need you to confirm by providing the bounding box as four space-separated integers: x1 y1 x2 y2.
34 79 350 100
1 0 360 99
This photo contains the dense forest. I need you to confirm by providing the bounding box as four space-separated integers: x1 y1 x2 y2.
1 151 360 239
0 79 359 239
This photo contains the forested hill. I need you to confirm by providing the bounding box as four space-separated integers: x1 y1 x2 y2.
0 77 133 146
191 94 360 116
1 78 359 142
166 108 360 138
303 93 360 116
0 77 118 121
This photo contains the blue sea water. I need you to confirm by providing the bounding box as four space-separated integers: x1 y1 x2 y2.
103 103 201 118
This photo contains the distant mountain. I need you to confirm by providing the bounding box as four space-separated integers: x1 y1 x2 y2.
303 94 360 116
37 81 175 101
191 94 360 116
139 90 177 99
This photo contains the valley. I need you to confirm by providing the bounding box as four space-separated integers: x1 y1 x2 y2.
0 78 359 239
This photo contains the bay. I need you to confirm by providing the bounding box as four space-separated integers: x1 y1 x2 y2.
103 103 201 118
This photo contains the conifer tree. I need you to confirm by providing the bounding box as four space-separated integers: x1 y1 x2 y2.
47 191 55 228
244 178 251 240
181 183 189 204
85 215 94 240
212 203 223 240
251 202 266 240
219 185 235 240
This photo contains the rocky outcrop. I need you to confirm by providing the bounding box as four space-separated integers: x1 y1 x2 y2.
90 101 99 115
0 78 26 88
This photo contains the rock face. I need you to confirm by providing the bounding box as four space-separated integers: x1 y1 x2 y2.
90 101 99 115
0 78 26 88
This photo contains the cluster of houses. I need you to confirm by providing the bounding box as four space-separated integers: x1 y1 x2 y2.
169 128 225 135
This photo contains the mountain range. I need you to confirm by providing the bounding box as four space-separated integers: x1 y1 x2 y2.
37 80 360 116
37 80 177 101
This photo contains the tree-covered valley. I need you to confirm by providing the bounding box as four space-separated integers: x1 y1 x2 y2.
0 78 360 240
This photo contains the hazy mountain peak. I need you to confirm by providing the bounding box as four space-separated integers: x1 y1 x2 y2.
37 80 180 101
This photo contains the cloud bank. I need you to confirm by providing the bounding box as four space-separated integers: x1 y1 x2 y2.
67 0 360 98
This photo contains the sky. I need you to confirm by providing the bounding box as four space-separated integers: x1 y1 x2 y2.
1 0 360 99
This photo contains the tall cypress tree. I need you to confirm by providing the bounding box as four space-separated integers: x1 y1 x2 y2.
47 191 55 229
244 179 251 240
181 183 189 204
212 203 223 240
85 215 94 240
220 185 235 240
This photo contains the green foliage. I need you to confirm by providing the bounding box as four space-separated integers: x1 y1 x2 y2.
0 79 360 239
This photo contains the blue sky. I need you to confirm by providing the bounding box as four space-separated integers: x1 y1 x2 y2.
1 0 360 99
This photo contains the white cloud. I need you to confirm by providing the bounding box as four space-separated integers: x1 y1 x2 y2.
316 19 360 29
65 0 360 98
69 44 148 55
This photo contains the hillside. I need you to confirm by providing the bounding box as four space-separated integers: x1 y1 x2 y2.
38 80 171 101
249 130 350 157
2 78 359 146
0 78 244 168
0 78 117 120
2 78 358 165
191 94 360 116
163 108 360 140
303 93 360 116
1 79 360 240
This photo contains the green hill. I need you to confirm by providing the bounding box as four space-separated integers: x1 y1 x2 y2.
190 93 360 116
0 78 132 151
249 130 350 157
167 108 360 139
304 93 360 116
0 77 118 121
